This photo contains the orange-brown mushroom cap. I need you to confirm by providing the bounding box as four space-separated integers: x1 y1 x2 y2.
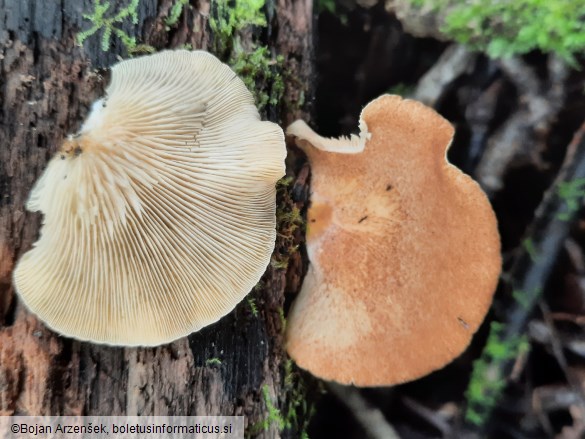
285 95 501 387
13 50 285 346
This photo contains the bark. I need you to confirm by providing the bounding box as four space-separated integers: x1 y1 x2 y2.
0 1 313 437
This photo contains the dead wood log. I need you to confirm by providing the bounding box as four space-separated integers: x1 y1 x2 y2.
0 1 313 437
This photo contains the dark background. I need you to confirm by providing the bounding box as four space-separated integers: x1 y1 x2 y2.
307 3 585 438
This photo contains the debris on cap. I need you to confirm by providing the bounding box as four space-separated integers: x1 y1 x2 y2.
13 50 286 346
285 94 501 386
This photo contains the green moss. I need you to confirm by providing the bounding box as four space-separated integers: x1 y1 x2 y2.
166 0 190 27
163 0 189 29
465 321 530 426
206 357 222 366
511 289 534 311
412 0 585 63
510 285 542 313
315 0 348 25
277 176 294 188
276 188 296 237
297 90 306 107
177 43 194 50
231 45 285 111
77 0 155 55
316 0 336 15
557 178 585 221
248 367 314 438
270 259 289 270
277 205 302 227
210 0 267 54
387 82 414 97
521 238 539 263
249 385 286 434
271 175 304 270
247 297 259 317
283 359 294 387
208 0 285 112
272 201 302 270
277 307 286 333
281 361 314 439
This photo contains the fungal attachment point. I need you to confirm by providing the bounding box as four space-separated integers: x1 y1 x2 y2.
13 50 286 346
285 95 501 387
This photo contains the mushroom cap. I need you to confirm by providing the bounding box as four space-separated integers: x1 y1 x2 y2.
13 50 286 346
285 95 501 386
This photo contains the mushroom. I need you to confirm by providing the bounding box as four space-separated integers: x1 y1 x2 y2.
13 50 286 346
285 95 501 386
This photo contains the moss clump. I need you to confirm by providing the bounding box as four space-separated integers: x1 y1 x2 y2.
557 178 585 221
272 177 303 270
413 0 585 63
77 0 155 55
208 0 285 114
248 366 314 437
465 321 530 426
281 360 314 439
165 0 190 28
231 45 285 111
210 0 267 54
248 385 287 435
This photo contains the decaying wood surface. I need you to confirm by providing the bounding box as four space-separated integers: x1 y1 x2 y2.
0 1 313 437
